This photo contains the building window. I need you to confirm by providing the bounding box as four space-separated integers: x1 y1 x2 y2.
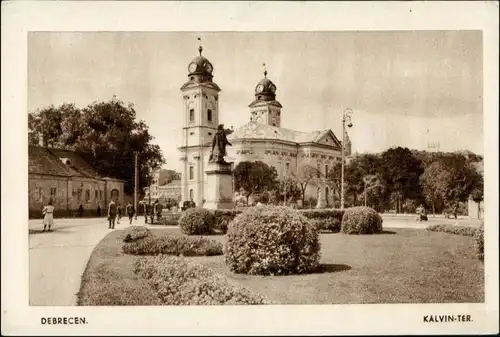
208 132 212 136
50 187 56 198
285 163 290 173
95 190 98 200
189 109 195 122
86 189 91 202
317 163 320 178
189 189 194 200
190 132 195 135
36 187 43 202
77 189 82 201
325 164 329 177
99 190 103 200
189 166 194 180
207 109 212 122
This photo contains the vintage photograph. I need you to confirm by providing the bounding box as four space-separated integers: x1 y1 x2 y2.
28 30 485 306
2 1 498 335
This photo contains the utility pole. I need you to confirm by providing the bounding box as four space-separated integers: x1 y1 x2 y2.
134 151 138 220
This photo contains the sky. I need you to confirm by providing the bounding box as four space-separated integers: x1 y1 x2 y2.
28 31 483 171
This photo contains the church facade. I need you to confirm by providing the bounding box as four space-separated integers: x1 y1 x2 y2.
178 45 351 208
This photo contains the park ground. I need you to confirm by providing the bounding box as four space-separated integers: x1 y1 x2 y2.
28 213 483 306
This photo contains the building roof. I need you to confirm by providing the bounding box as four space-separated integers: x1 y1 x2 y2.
29 145 113 179
227 121 342 149
159 179 182 189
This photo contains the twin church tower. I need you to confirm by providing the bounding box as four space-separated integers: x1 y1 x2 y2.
179 42 347 208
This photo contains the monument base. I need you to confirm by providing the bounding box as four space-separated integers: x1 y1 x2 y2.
204 161 234 210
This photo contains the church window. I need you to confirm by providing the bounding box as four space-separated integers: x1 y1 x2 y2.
286 163 290 173
95 190 98 200
325 165 329 177
207 109 212 122
258 96 262 100
189 109 195 122
189 166 194 180
190 77 194 81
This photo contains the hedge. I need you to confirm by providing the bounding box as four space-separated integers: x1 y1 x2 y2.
341 206 383 234
225 206 321 275
134 256 269 305
473 223 484 261
179 208 216 235
122 230 223 257
298 209 344 233
426 224 478 237
123 226 152 242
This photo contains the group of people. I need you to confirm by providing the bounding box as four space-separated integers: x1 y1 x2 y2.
143 200 163 224
106 200 136 229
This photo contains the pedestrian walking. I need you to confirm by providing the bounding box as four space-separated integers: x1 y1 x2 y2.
144 202 150 224
126 202 135 225
78 204 84 217
117 203 122 224
108 199 117 229
42 199 55 232
97 205 101 217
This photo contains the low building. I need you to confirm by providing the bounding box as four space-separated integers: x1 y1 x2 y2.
158 179 182 201
28 145 125 218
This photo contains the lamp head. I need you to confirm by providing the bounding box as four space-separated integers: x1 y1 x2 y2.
347 122 353 128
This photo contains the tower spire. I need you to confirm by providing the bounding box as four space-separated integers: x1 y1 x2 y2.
262 62 267 78
198 36 203 56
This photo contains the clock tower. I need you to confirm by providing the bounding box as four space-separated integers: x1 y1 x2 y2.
249 66 283 127
179 42 221 207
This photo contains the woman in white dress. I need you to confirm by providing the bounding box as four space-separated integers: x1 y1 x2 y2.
42 199 55 232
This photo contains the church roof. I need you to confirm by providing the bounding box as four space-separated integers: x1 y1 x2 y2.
227 121 341 148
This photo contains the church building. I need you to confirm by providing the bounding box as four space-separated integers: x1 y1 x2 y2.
178 44 351 208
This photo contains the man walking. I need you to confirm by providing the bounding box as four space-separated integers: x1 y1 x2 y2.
126 201 135 225
108 199 117 229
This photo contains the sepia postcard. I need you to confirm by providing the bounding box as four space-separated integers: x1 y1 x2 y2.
1 1 499 335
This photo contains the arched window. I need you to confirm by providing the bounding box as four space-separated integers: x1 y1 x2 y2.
189 189 194 200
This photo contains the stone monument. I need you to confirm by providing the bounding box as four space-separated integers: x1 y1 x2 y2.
204 124 234 209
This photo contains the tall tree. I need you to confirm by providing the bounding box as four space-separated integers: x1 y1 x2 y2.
28 97 165 193
233 161 278 204
275 177 302 204
420 161 448 216
380 147 424 213
292 164 321 207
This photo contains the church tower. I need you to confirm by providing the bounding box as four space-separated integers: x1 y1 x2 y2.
179 40 221 207
249 65 283 127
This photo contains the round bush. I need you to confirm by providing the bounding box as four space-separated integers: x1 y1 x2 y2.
179 208 215 235
341 206 383 235
474 223 484 261
224 206 321 275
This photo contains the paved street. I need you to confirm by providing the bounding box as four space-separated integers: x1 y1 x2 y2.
29 216 148 306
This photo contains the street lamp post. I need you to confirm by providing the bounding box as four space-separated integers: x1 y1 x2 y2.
341 108 353 210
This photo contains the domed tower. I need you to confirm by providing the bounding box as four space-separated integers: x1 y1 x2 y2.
249 65 283 127
179 40 221 207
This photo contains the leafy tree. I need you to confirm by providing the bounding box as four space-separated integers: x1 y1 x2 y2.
380 147 424 213
291 164 322 207
420 161 448 216
361 174 387 212
161 169 181 185
28 97 165 194
233 161 278 204
275 177 302 205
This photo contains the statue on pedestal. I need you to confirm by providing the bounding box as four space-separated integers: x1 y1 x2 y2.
209 124 232 164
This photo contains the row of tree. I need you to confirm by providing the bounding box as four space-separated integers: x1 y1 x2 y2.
28 98 165 194
233 147 484 214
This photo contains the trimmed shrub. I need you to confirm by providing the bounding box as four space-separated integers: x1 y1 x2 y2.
179 208 215 235
225 205 321 275
298 209 344 233
212 209 242 234
341 206 383 235
158 213 181 226
134 256 269 305
123 226 152 242
122 234 223 256
426 224 478 237
473 223 484 261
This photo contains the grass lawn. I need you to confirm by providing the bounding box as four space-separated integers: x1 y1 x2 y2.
78 227 484 305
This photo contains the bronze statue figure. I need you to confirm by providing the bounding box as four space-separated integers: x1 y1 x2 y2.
209 124 232 164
